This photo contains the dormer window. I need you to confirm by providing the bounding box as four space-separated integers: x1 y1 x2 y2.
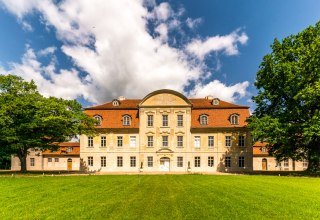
67 147 73 153
200 115 208 125
112 100 119 106
123 115 131 126
212 98 220 105
230 114 239 125
94 115 102 126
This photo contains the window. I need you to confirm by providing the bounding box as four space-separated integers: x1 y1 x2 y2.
88 156 93 166
88 136 93 147
239 157 245 167
162 136 168 147
117 156 123 167
238 135 245 147
123 115 131 126
67 147 73 152
177 136 183 147
30 158 35 166
94 115 102 126
225 157 231 167
162 115 168 126
101 156 106 167
177 157 183 167
194 157 200 167
262 147 267 152
117 136 123 147
284 158 289 167
130 136 136 147
147 136 153 147
101 136 106 147
208 136 214 147
112 100 119 106
55 158 59 162
194 136 200 148
130 156 136 167
208 157 214 167
303 159 308 168
231 114 239 125
177 115 183 127
225 136 231 147
200 115 208 125
147 156 153 167
48 158 52 162
147 115 153 127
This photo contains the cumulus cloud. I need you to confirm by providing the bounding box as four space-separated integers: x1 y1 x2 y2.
186 17 202 29
0 0 250 104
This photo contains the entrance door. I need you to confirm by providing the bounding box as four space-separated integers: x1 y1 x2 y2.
160 157 170 171
262 158 267 170
67 158 72 171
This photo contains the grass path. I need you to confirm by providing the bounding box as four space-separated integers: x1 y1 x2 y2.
0 175 319 219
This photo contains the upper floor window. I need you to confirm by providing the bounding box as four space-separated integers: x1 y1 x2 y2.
101 136 106 147
239 156 245 167
162 115 168 127
147 115 153 127
177 136 183 147
88 136 93 147
130 136 136 147
238 135 245 147
112 100 119 106
208 136 214 147
162 136 168 147
94 115 102 126
177 115 183 127
117 136 123 147
147 136 153 147
225 136 231 147
194 136 200 148
230 114 239 125
200 115 208 125
123 115 131 126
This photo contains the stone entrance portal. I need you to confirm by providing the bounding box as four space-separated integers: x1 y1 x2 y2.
160 157 170 171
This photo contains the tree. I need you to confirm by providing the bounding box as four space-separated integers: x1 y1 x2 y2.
248 21 320 172
0 74 97 172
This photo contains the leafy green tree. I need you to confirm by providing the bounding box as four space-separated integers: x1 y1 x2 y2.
248 22 320 172
0 74 96 172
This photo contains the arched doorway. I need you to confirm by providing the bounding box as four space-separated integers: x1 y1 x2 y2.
160 157 170 171
67 158 72 171
262 158 267 171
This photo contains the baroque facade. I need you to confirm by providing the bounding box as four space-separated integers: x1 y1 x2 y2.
80 89 252 173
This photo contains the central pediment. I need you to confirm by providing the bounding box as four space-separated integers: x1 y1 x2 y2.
139 89 192 107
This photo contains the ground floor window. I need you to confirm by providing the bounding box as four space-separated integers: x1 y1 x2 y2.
117 156 123 167
30 158 35 166
194 156 200 167
208 156 214 167
225 157 231 167
147 156 153 167
55 158 59 162
130 156 136 167
48 158 52 162
101 156 106 167
239 156 244 167
303 159 308 168
88 157 93 166
177 157 183 167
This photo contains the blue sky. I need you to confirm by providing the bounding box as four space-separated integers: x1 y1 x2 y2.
0 0 319 109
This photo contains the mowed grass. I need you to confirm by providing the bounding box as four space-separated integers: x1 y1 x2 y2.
0 175 319 219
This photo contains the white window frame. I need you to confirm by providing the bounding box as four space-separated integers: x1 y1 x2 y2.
117 136 123 147
162 115 168 127
117 156 123 167
147 156 153 167
147 136 153 147
194 136 200 148
194 156 201 167
177 156 183 167
208 136 214 147
177 115 183 127
225 136 231 147
101 156 106 167
200 115 208 125
94 115 102 126
123 115 131 126
88 136 93 147
55 158 59 162
162 136 168 147
101 136 106 147
208 156 214 167
130 136 136 147
30 158 35 166
284 158 289 167
231 114 239 125
88 156 93 166
147 115 153 127
130 156 136 167
177 136 183 147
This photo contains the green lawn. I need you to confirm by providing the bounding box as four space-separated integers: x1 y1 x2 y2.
0 175 319 219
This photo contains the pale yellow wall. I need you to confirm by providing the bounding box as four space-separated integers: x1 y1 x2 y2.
140 93 190 106
253 157 307 171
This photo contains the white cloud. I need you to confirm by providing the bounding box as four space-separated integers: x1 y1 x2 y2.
186 30 248 60
0 0 250 104
189 80 250 103
186 17 202 29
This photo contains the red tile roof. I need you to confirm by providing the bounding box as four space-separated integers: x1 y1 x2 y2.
253 142 269 156
189 98 248 109
85 99 141 110
43 142 80 156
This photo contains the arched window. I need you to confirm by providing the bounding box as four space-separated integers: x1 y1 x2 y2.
200 115 208 125
94 115 102 126
112 100 119 106
123 115 131 126
230 114 239 125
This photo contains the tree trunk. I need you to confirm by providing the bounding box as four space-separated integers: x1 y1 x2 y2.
19 155 27 173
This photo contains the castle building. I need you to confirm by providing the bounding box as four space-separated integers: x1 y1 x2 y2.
80 89 252 173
